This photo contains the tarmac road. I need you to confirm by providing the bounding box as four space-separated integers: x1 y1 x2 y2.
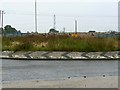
2 59 118 83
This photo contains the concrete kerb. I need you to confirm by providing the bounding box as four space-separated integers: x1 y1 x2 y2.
1 51 120 60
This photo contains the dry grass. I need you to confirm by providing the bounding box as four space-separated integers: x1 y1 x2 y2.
2 34 120 52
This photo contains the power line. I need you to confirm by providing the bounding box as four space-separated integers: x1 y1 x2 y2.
4 12 117 18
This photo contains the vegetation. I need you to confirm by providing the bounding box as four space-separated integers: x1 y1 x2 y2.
1 34 120 52
49 28 59 33
2 25 21 36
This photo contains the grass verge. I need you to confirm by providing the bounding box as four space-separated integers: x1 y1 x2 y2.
2 35 120 52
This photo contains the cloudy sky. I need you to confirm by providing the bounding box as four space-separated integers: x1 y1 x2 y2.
0 0 119 33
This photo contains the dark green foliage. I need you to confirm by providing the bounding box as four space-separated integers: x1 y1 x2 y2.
2 25 22 37
49 28 59 33
4 25 17 33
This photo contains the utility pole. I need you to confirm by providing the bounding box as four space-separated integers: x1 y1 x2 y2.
0 10 1 28
0 10 4 29
1 11 4 29
63 27 65 33
75 20 77 33
0 10 5 36
35 0 37 33
53 14 56 30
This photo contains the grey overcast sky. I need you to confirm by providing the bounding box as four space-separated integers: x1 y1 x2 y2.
0 0 118 33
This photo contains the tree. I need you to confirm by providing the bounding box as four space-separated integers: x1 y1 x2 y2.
3 25 18 36
4 25 17 33
49 28 59 33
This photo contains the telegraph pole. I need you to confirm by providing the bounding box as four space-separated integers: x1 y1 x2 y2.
0 10 4 29
1 11 4 29
0 10 5 36
35 0 37 33
63 27 65 33
0 10 1 28
75 20 77 33
53 14 56 30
